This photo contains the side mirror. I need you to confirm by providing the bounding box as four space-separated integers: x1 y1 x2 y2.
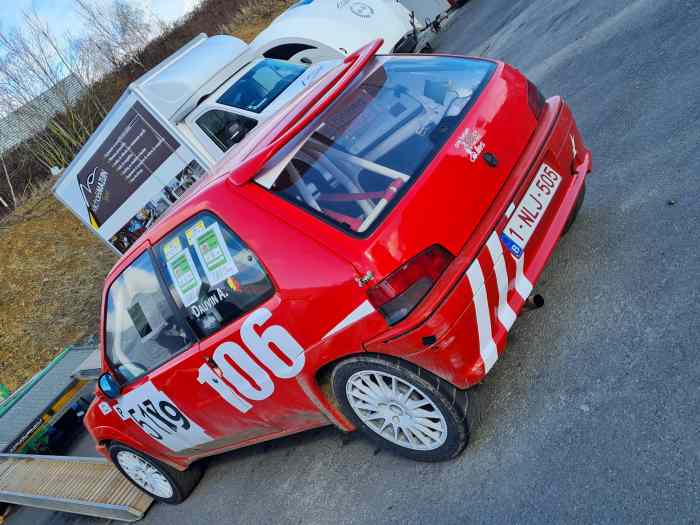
98 372 121 400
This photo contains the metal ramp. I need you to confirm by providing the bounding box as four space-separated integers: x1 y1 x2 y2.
0 454 153 522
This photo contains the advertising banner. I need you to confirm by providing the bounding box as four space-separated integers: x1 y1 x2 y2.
54 97 207 254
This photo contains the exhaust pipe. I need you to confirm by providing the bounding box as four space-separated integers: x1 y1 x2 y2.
522 293 544 312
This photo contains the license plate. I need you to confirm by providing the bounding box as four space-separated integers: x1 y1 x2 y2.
500 163 562 258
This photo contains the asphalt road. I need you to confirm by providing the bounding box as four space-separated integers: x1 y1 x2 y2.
11 0 699 523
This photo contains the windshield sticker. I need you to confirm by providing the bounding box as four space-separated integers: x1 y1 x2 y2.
455 128 486 163
192 223 239 286
227 276 241 292
116 381 212 452
185 220 206 245
166 248 202 307
163 237 183 259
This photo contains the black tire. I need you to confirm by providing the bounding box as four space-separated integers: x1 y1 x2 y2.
331 355 471 462
109 443 203 504
563 182 586 235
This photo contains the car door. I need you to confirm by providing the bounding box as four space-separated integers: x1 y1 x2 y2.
107 240 289 460
151 211 354 453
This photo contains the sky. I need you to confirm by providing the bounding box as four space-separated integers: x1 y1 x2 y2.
1 0 200 40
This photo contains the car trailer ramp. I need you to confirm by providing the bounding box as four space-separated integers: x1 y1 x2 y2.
0 453 153 522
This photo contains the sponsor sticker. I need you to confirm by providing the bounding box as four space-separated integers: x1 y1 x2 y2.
116 381 212 452
166 248 202 307
455 128 486 162
192 223 239 286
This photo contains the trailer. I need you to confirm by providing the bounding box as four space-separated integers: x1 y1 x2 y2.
53 33 339 255
0 344 152 522
0 454 153 522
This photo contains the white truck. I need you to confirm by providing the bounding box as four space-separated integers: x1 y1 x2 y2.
53 1 462 254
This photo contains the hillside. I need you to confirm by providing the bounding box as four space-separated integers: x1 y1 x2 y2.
0 0 292 391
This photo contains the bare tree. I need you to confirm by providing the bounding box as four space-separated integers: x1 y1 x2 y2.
0 1 161 208
74 0 156 72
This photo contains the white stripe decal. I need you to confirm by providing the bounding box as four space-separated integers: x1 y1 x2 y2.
486 233 517 330
323 300 375 339
466 260 498 373
514 252 533 299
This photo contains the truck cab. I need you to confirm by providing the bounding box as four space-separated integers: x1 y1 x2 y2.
178 57 337 165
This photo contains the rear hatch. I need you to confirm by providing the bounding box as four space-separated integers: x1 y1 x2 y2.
250 55 539 278
358 57 540 277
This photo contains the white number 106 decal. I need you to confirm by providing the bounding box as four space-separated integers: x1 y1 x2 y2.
197 308 305 413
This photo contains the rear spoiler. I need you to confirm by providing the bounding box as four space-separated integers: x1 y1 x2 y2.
227 38 383 187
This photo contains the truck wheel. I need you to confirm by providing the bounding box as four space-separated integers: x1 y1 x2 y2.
109 443 203 504
331 356 470 462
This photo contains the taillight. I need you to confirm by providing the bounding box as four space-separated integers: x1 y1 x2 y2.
527 79 546 120
367 245 454 326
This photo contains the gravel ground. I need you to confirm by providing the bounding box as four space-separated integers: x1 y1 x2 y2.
9 0 699 523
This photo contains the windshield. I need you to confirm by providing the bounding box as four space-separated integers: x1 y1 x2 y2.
218 59 307 114
254 56 496 234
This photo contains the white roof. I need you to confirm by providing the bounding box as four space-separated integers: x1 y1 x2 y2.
132 34 249 121
251 0 411 56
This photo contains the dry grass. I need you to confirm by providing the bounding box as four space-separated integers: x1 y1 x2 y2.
220 0 295 43
0 182 116 390
0 0 291 392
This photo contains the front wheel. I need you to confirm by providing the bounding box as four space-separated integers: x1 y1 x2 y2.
109 443 203 504
331 356 470 462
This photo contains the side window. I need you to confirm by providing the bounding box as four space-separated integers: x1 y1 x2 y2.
105 252 195 383
154 212 274 339
196 110 257 152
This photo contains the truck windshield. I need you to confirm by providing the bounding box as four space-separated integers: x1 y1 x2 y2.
218 59 306 114
254 56 496 234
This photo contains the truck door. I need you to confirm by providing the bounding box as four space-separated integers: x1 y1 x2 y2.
185 104 259 163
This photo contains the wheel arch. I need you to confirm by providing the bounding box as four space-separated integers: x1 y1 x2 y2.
94 426 190 471
311 352 469 429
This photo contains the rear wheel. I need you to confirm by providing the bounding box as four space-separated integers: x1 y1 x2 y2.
331 356 470 461
109 443 203 504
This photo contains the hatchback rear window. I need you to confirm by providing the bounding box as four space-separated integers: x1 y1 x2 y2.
255 56 495 234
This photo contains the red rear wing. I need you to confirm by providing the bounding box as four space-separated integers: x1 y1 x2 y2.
227 39 384 187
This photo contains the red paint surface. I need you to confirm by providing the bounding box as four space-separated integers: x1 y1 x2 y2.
85 45 592 469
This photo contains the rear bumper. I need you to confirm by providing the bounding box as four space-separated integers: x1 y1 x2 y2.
366 97 591 388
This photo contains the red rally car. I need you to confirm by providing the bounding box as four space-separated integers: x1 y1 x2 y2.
87 39 591 503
